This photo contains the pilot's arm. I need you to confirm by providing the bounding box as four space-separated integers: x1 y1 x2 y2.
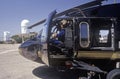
57 29 65 37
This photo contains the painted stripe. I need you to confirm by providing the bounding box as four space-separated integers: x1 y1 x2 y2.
0 49 18 55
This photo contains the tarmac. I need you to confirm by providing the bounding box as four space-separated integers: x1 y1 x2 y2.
0 44 81 79
0 44 42 79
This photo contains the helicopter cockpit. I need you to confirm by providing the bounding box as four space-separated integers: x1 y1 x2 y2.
48 19 73 57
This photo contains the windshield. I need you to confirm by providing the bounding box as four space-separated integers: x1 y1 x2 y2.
41 25 48 43
40 10 57 43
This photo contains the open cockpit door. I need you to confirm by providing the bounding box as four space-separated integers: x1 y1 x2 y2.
40 10 57 66
19 10 57 65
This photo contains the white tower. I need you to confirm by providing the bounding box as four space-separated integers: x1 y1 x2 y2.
21 19 30 34
3 31 10 41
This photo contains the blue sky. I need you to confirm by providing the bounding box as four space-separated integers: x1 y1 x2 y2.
0 0 119 38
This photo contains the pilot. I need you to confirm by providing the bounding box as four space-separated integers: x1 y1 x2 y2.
50 19 67 46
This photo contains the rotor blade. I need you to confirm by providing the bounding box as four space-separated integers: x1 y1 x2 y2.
54 0 104 17
28 0 105 29
28 19 46 29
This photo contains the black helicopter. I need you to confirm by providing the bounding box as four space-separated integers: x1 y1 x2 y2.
19 0 120 79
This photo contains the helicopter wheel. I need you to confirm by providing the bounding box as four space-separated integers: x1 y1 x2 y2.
106 69 120 79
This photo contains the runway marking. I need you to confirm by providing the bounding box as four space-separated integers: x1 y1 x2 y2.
0 49 18 55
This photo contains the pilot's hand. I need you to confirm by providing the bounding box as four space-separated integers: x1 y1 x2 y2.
51 33 57 38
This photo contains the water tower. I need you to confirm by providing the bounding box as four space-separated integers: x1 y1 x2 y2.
21 19 30 34
21 19 30 43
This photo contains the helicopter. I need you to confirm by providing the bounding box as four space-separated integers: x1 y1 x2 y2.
19 0 120 79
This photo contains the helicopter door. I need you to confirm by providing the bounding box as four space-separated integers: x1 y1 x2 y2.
40 10 56 66
79 22 90 48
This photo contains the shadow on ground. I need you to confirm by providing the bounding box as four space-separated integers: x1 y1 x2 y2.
32 65 81 79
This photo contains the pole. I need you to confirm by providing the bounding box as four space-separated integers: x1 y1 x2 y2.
114 0 116 3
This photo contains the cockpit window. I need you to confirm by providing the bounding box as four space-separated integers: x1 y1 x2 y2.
51 26 57 33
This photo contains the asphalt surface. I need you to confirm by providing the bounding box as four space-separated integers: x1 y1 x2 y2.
0 44 82 79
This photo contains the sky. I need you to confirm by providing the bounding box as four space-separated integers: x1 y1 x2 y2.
0 0 120 38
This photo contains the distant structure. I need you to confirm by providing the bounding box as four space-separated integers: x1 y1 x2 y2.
3 31 10 41
17 32 38 38
21 19 30 43
21 19 30 34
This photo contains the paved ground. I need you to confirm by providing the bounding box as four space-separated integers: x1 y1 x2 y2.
0 44 81 79
0 44 41 79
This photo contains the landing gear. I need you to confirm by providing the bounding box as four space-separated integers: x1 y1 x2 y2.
69 60 105 79
79 71 95 79
106 69 120 79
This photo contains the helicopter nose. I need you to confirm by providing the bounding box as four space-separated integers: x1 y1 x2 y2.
18 38 43 63
19 47 39 61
